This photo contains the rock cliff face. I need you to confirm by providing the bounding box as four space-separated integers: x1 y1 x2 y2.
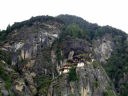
47 36 116 96
0 15 127 96
1 19 63 96
93 33 114 63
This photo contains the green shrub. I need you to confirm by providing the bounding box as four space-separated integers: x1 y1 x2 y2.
103 90 115 96
92 61 99 68
36 75 52 95
68 67 78 81
68 93 75 96
56 46 63 64
0 91 2 96
0 50 11 65
93 80 98 88
60 24 86 39
0 62 11 90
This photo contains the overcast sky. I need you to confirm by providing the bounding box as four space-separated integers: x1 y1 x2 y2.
0 0 128 33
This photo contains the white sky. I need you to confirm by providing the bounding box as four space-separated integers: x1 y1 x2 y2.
0 0 128 33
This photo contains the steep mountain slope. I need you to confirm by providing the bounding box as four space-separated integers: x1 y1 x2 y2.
57 15 128 96
0 15 128 96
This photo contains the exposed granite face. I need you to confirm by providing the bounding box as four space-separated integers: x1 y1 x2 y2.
93 34 114 63
0 20 63 96
61 37 91 58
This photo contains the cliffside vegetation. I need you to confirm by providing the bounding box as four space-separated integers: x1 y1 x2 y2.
0 50 12 92
104 37 128 96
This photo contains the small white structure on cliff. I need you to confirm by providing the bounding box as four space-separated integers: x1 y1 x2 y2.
77 62 84 67
59 62 85 74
